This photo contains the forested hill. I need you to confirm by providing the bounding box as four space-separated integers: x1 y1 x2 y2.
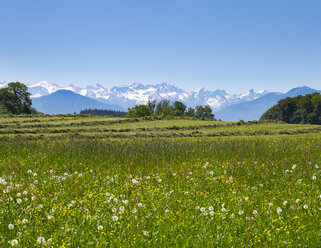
260 93 321 124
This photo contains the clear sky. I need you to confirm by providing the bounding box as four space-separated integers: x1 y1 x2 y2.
1 0 321 93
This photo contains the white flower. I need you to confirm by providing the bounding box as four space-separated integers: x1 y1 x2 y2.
137 203 143 208
122 200 129 204
47 215 53 220
157 179 162 183
315 164 319 169
17 193 21 197
112 215 118 221
268 202 273 207
209 206 214 211
22 218 28 223
253 210 258 215
238 210 244 215
11 240 18 246
23 191 27 195
283 201 288 206
8 224 14 230
113 198 118 203
37 237 46 244
303 205 308 209
292 164 297 170
210 211 215 216
27 170 32 173
33 173 37 177
132 208 137 214
277 207 282 214
119 206 125 211
221 208 227 212
195 206 200 210
112 207 117 213
17 199 22 204
38 204 43 209
165 209 169 213
143 230 149 236
209 171 214 176
106 192 110 196
312 175 316 180
98 225 103 230
200 207 205 212
295 199 300 203
132 179 139 184
172 173 177 176
245 197 249 201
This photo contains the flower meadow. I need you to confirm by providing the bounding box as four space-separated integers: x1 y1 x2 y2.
0 136 320 247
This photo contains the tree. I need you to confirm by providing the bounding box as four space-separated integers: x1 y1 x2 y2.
195 105 214 119
172 101 186 116
0 82 33 114
185 107 195 117
155 100 173 116
126 105 153 118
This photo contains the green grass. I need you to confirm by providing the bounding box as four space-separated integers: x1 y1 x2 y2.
0 115 320 247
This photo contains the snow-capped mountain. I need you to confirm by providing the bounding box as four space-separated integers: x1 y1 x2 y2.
25 81 268 111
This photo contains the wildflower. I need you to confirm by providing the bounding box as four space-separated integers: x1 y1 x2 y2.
33 173 37 177
137 203 143 208
268 202 273 207
277 207 282 214
22 219 28 223
292 164 297 170
37 237 46 245
312 175 316 180
98 225 103 230
245 197 249 201
8 224 14 230
210 211 215 216
17 199 22 204
295 199 300 203
47 215 53 220
38 204 43 209
158 179 162 183
143 230 150 236
17 193 21 197
112 207 117 213
11 240 18 246
238 210 244 215
112 215 118 221
209 171 214 176
172 173 177 176
132 179 139 184
122 200 129 204
23 191 27 195
200 207 205 212
283 201 288 206
119 206 125 212
165 209 169 213
195 206 200 210
303 205 308 209
253 210 258 215
209 206 214 211
132 208 137 214
315 164 319 169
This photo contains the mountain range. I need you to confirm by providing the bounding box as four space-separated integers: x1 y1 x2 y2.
1 81 320 120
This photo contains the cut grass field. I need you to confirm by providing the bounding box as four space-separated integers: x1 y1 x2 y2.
0 115 320 247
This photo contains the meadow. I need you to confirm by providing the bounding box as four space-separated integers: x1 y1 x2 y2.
0 115 320 247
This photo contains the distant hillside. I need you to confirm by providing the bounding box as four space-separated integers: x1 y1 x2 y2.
215 87 321 121
32 90 124 114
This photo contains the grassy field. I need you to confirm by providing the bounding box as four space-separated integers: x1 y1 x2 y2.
0 115 320 247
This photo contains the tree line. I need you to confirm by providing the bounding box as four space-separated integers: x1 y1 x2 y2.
260 93 321 124
0 82 37 114
79 108 127 117
126 100 215 119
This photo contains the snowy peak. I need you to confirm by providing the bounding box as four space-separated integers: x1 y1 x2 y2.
25 81 271 110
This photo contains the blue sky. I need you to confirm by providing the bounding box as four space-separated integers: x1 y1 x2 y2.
0 0 320 93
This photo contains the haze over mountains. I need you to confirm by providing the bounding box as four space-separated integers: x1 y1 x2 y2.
1 81 320 121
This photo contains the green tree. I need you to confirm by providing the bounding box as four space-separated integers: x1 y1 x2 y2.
172 101 186 116
126 104 153 118
185 107 195 117
195 105 214 119
0 82 33 114
155 100 173 116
